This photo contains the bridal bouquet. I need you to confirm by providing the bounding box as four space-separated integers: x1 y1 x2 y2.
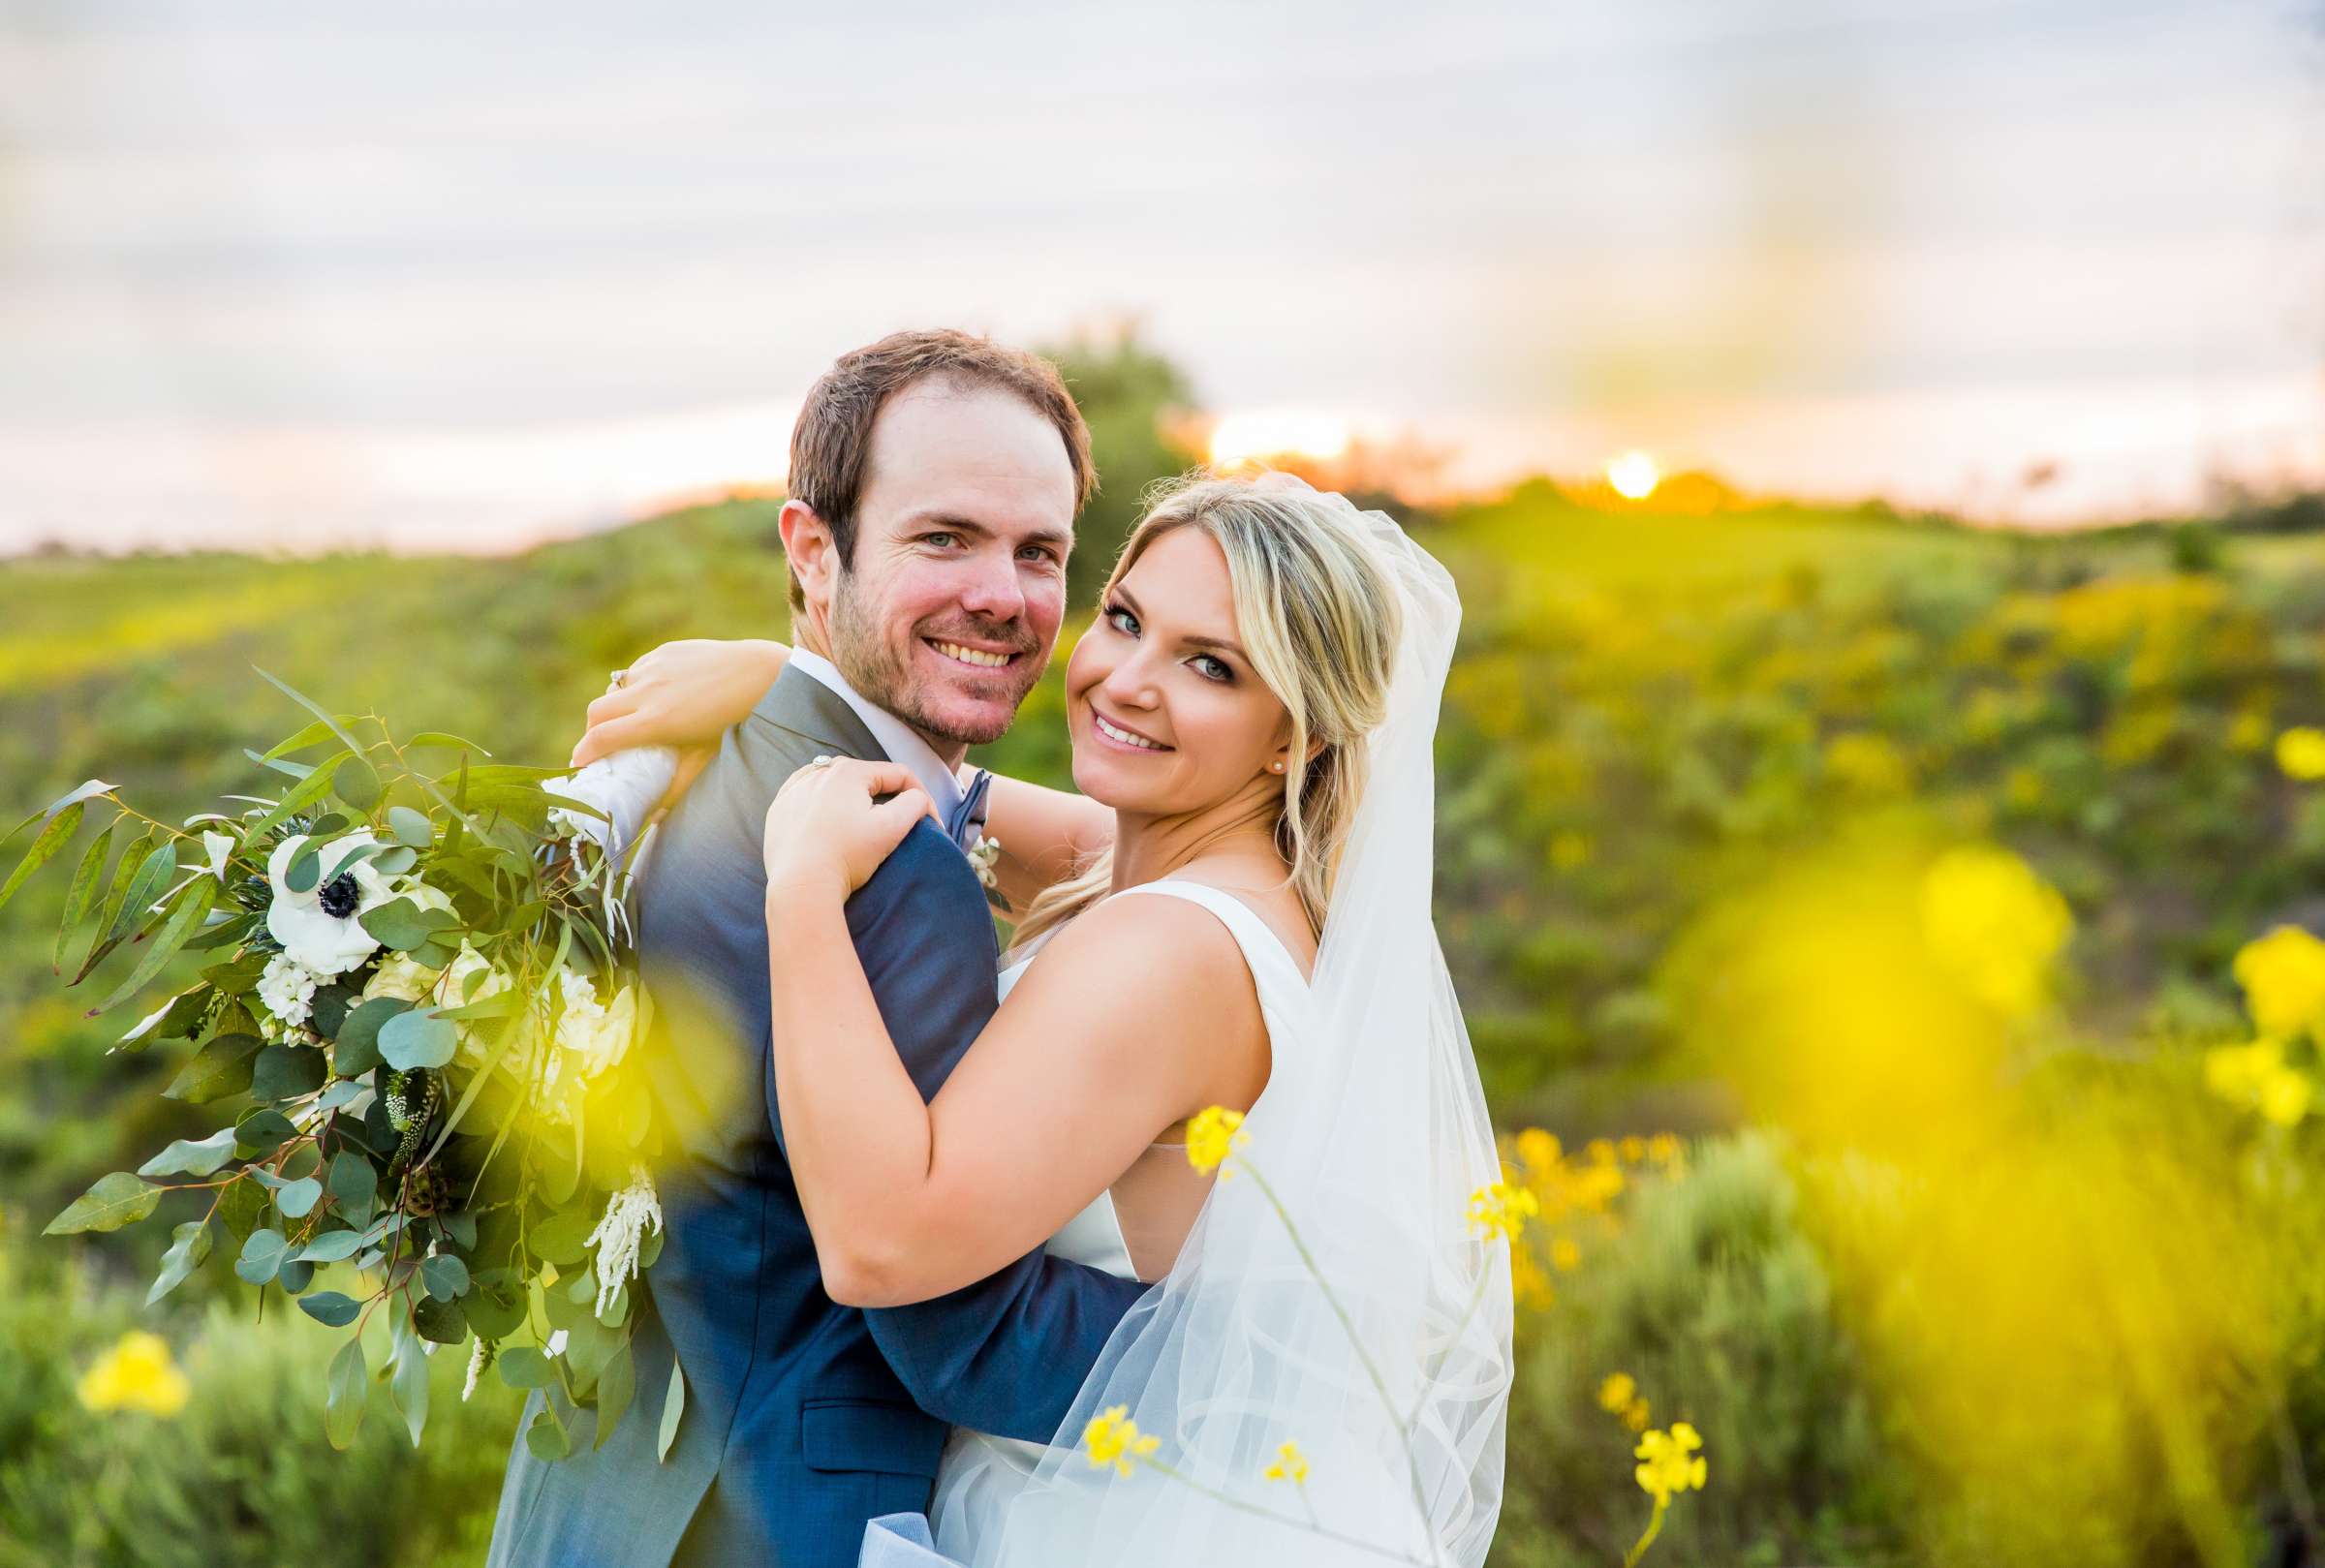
16 673 673 1461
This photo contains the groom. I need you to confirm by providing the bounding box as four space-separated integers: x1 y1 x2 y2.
487 331 1148 1568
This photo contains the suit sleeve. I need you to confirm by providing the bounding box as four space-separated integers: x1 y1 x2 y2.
830 822 1148 1441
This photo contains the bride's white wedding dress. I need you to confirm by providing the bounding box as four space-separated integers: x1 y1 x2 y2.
860 481 1511 1568
924 879 1312 1559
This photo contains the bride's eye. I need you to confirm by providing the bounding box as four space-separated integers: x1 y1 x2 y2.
1192 654 1232 683
1103 602 1139 636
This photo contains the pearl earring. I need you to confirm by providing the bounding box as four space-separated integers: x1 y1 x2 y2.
1270 760 1286 774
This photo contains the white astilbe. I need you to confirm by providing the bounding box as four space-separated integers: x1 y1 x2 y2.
585 1167 664 1317
462 1337 489 1402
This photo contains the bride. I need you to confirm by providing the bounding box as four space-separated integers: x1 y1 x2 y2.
574 473 1511 1566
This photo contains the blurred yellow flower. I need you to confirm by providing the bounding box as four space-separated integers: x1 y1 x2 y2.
1597 1372 1637 1413
1082 1405 1160 1477
1617 1135 1647 1163
1550 1236 1582 1272
1586 1137 1617 1165
1262 1440 1311 1484
1510 1245 1556 1311
1184 1106 1247 1177
1823 731 1913 795
78 1330 191 1417
1570 1161 1626 1210
2260 1068 2312 1127
2277 726 2325 781
1514 1127 1562 1174
1623 1399 1653 1432
1633 1423 1708 1505
1469 1180 1539 1243
2233 927 2325 1040
1919 845 2073 1018
1645 1133 1682 1166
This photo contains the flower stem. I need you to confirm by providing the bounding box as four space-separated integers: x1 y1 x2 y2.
1622 1497 1668 1568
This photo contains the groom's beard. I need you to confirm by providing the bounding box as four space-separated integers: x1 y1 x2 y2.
827 575 1045 750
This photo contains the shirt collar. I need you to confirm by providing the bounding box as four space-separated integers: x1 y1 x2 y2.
786 649 965 820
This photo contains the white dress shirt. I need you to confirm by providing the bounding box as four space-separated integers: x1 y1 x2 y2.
785 648 967 824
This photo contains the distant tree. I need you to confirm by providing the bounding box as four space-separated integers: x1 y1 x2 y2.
1040 324 1203 605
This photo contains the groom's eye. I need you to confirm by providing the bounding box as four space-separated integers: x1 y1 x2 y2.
921 532 961 549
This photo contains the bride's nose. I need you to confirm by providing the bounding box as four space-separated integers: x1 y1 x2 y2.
1099 650 1162 709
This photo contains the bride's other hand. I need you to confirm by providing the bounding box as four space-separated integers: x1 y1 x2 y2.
762 759 942 901
570 637 788 767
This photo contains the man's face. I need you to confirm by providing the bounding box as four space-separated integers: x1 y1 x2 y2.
817 381 1077 755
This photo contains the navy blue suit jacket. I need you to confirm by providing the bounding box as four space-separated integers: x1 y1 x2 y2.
487 667 1146 1568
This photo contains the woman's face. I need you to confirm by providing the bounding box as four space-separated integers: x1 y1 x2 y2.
1065 524 1293 815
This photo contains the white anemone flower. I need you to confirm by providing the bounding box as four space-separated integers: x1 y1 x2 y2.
264 832 396 976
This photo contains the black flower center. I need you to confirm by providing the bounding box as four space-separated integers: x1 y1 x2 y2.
318 873 360 919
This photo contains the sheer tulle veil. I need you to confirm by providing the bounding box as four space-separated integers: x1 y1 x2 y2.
952 483 1512 1566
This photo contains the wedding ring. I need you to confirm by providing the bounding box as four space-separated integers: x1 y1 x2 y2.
804 754 837 772
609 667 630 689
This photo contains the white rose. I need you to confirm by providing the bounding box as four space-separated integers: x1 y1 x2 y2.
396 876 456 917
265 832 396 977
361 951 443 1004
552 969 638 1081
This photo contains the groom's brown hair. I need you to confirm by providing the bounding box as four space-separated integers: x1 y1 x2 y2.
785 329 1097 609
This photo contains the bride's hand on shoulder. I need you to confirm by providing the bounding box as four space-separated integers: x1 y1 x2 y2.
571 638 789 768
762 758 941 902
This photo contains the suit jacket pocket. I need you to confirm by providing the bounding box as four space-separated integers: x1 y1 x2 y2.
800 1397 948 1478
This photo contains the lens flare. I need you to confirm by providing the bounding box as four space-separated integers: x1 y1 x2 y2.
1606 450 1660 500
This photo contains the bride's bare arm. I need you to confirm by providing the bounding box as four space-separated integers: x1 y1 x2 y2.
762 763 1267 1307
981 776 1113 910
573 637 1116 902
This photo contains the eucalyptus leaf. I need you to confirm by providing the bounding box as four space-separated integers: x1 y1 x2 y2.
164 1031 262 1103
379 1007 456 1071
527 1209 593 1266
234 1227 289 1285
412 1292 467 1344
593 1337 635 1451
146 1220 212 1307
335 754 384 812
388 806 434 849
275 1176 324 1218
138 1129 237 1179
296 1298 363 1342
233 1106 297 1157
658 1358 685 1463
325 1337 368 1450
525 1405 572 1462
310 983 357 1039
333 997 410 1077
327 1151 379 1211
420 1252 471 1301
292 1228 365 1265
89 878 215 1017
276 1258 316 1295
372 845 418 876
0 800 84 917
99 837 175 945
45 1171 162 1236
391 1318 430 1448
54 823 114 972
251 1043 327 1102
497 1346 554 1389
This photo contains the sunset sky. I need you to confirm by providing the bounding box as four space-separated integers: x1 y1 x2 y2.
2 0 2319 553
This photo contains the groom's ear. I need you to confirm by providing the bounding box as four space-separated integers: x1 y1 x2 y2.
780 500 841 613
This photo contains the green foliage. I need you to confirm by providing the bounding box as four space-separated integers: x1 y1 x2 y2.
1491 1135 1899 1568
1039 326 1203 603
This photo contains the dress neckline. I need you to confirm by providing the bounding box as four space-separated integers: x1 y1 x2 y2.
1104 876 1315 992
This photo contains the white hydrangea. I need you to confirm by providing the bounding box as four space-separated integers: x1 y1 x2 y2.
257 952 323 1030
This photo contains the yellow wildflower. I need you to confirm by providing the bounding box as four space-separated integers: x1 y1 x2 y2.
1550 1236 1581 1272
1623 1399 1653 1432
1617 1135 1647 1163
1633 1423 1708 1505
1184 1106 1248 1177
1469 1180 1539 1243
1597 1372 1637 1413
1081 1404 1160 1477
1262 1440 1311 1484
1586 1137 1617 1165
77 1331 191 1417
1646 1133 1681 1166
1514 1127 1562 1175
1569 1161 1626 1210
1919 845 2073 1018
2262 1065 2313 1127
2234 927 2325 1040
2278 726 2325 781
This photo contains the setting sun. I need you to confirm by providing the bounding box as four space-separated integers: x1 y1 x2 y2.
1209 410 1353 469
1607 450 1660 501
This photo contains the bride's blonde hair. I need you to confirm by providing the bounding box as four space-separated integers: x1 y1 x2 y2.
1012 472 1403 947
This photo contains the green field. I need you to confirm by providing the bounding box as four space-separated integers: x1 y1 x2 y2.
6 477 2322 1566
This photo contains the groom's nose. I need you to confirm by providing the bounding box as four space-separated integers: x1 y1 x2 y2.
951 544 1027 624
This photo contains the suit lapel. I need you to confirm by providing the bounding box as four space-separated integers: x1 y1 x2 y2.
748 664 889 763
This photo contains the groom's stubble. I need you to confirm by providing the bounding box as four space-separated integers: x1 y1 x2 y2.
823 567 1050 752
